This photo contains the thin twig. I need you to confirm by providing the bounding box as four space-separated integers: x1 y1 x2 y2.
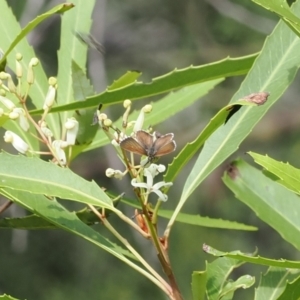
88 204 173 297
0 200 13 214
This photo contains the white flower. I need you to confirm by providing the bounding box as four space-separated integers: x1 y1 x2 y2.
52 140 68 165
4 131 29 153
40 121 53 137
131 164 172 202
9 108 29 131
64 118 79 146
0 95 15 111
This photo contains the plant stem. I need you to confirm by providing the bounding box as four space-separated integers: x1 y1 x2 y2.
89 205 173 297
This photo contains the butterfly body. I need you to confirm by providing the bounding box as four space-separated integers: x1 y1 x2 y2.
120 130 176 161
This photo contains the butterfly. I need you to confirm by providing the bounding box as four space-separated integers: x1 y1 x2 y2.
120 130 176 161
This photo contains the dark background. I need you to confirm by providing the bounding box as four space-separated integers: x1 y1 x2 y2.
1 1 300 299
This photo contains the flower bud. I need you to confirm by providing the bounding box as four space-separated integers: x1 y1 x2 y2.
0 96 15 110
103 119 112 127
123 99 131 108
43 85 56 110
6 74 16 93
15 53 23 78
27 58 39 84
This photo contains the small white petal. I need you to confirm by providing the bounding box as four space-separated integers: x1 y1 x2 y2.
131 178 149 189
157 164 166 173
151 189 168 202
65 118 79 146
4 131 29 154
43 85 56 110
152 181 173 190
106 168 115 178
0 96 15 110
133 109 145 132
52 140 66 165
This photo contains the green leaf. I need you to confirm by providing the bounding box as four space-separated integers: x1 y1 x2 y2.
30 53 257 114
0 1 60 138
0 152 113 209
120 196 257 231
0 187 134 260
0 197 121 229
255 267 300 300
0 3 74 64
192 271 207 300
223 159 300 251
108 70 142 90
220 275 255 299
70 61 98 155
72 60 95 101
205 256 246 300
158 210 257 231
0 208 101 229
252 0 300 35
277 276 300 300
83 79 223 152
166 0 300 235
203 244 300 269
56 0 95 136
249 152 300 195
164 99 260 183
0 295 20 300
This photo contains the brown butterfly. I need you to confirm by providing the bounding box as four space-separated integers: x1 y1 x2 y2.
120 130 176 161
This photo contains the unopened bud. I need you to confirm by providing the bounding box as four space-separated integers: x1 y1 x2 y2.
27 58 39 84
123 99 131 108
0 96 15 110
15 53 23 78
43 85 56 110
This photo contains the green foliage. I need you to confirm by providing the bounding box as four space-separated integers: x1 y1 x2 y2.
1 0 300 299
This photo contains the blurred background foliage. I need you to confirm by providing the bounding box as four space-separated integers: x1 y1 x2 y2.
1 0 300 299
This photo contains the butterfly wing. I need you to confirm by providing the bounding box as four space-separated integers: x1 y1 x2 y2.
153 133 176 157
120 137 147 156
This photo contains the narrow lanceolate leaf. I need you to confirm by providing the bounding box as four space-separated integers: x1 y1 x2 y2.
220 275 255 299
249 152 300 195
205 256 246 300
166 1 300 237
252 0 300 34
0 152 113 209
164 99 259 183
30 53 257 114
0 188 134 260
57 0 95 132
0 294 19 300
83 79 223 152
107 70 142 90
223 159 300 251
157 210 257 231
70 61 98 154
192 271 207 300
119 196 256 230
277 276 300 300
255 267 300 300
0 3 74 64
0 1 60 138
203 244 300 269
